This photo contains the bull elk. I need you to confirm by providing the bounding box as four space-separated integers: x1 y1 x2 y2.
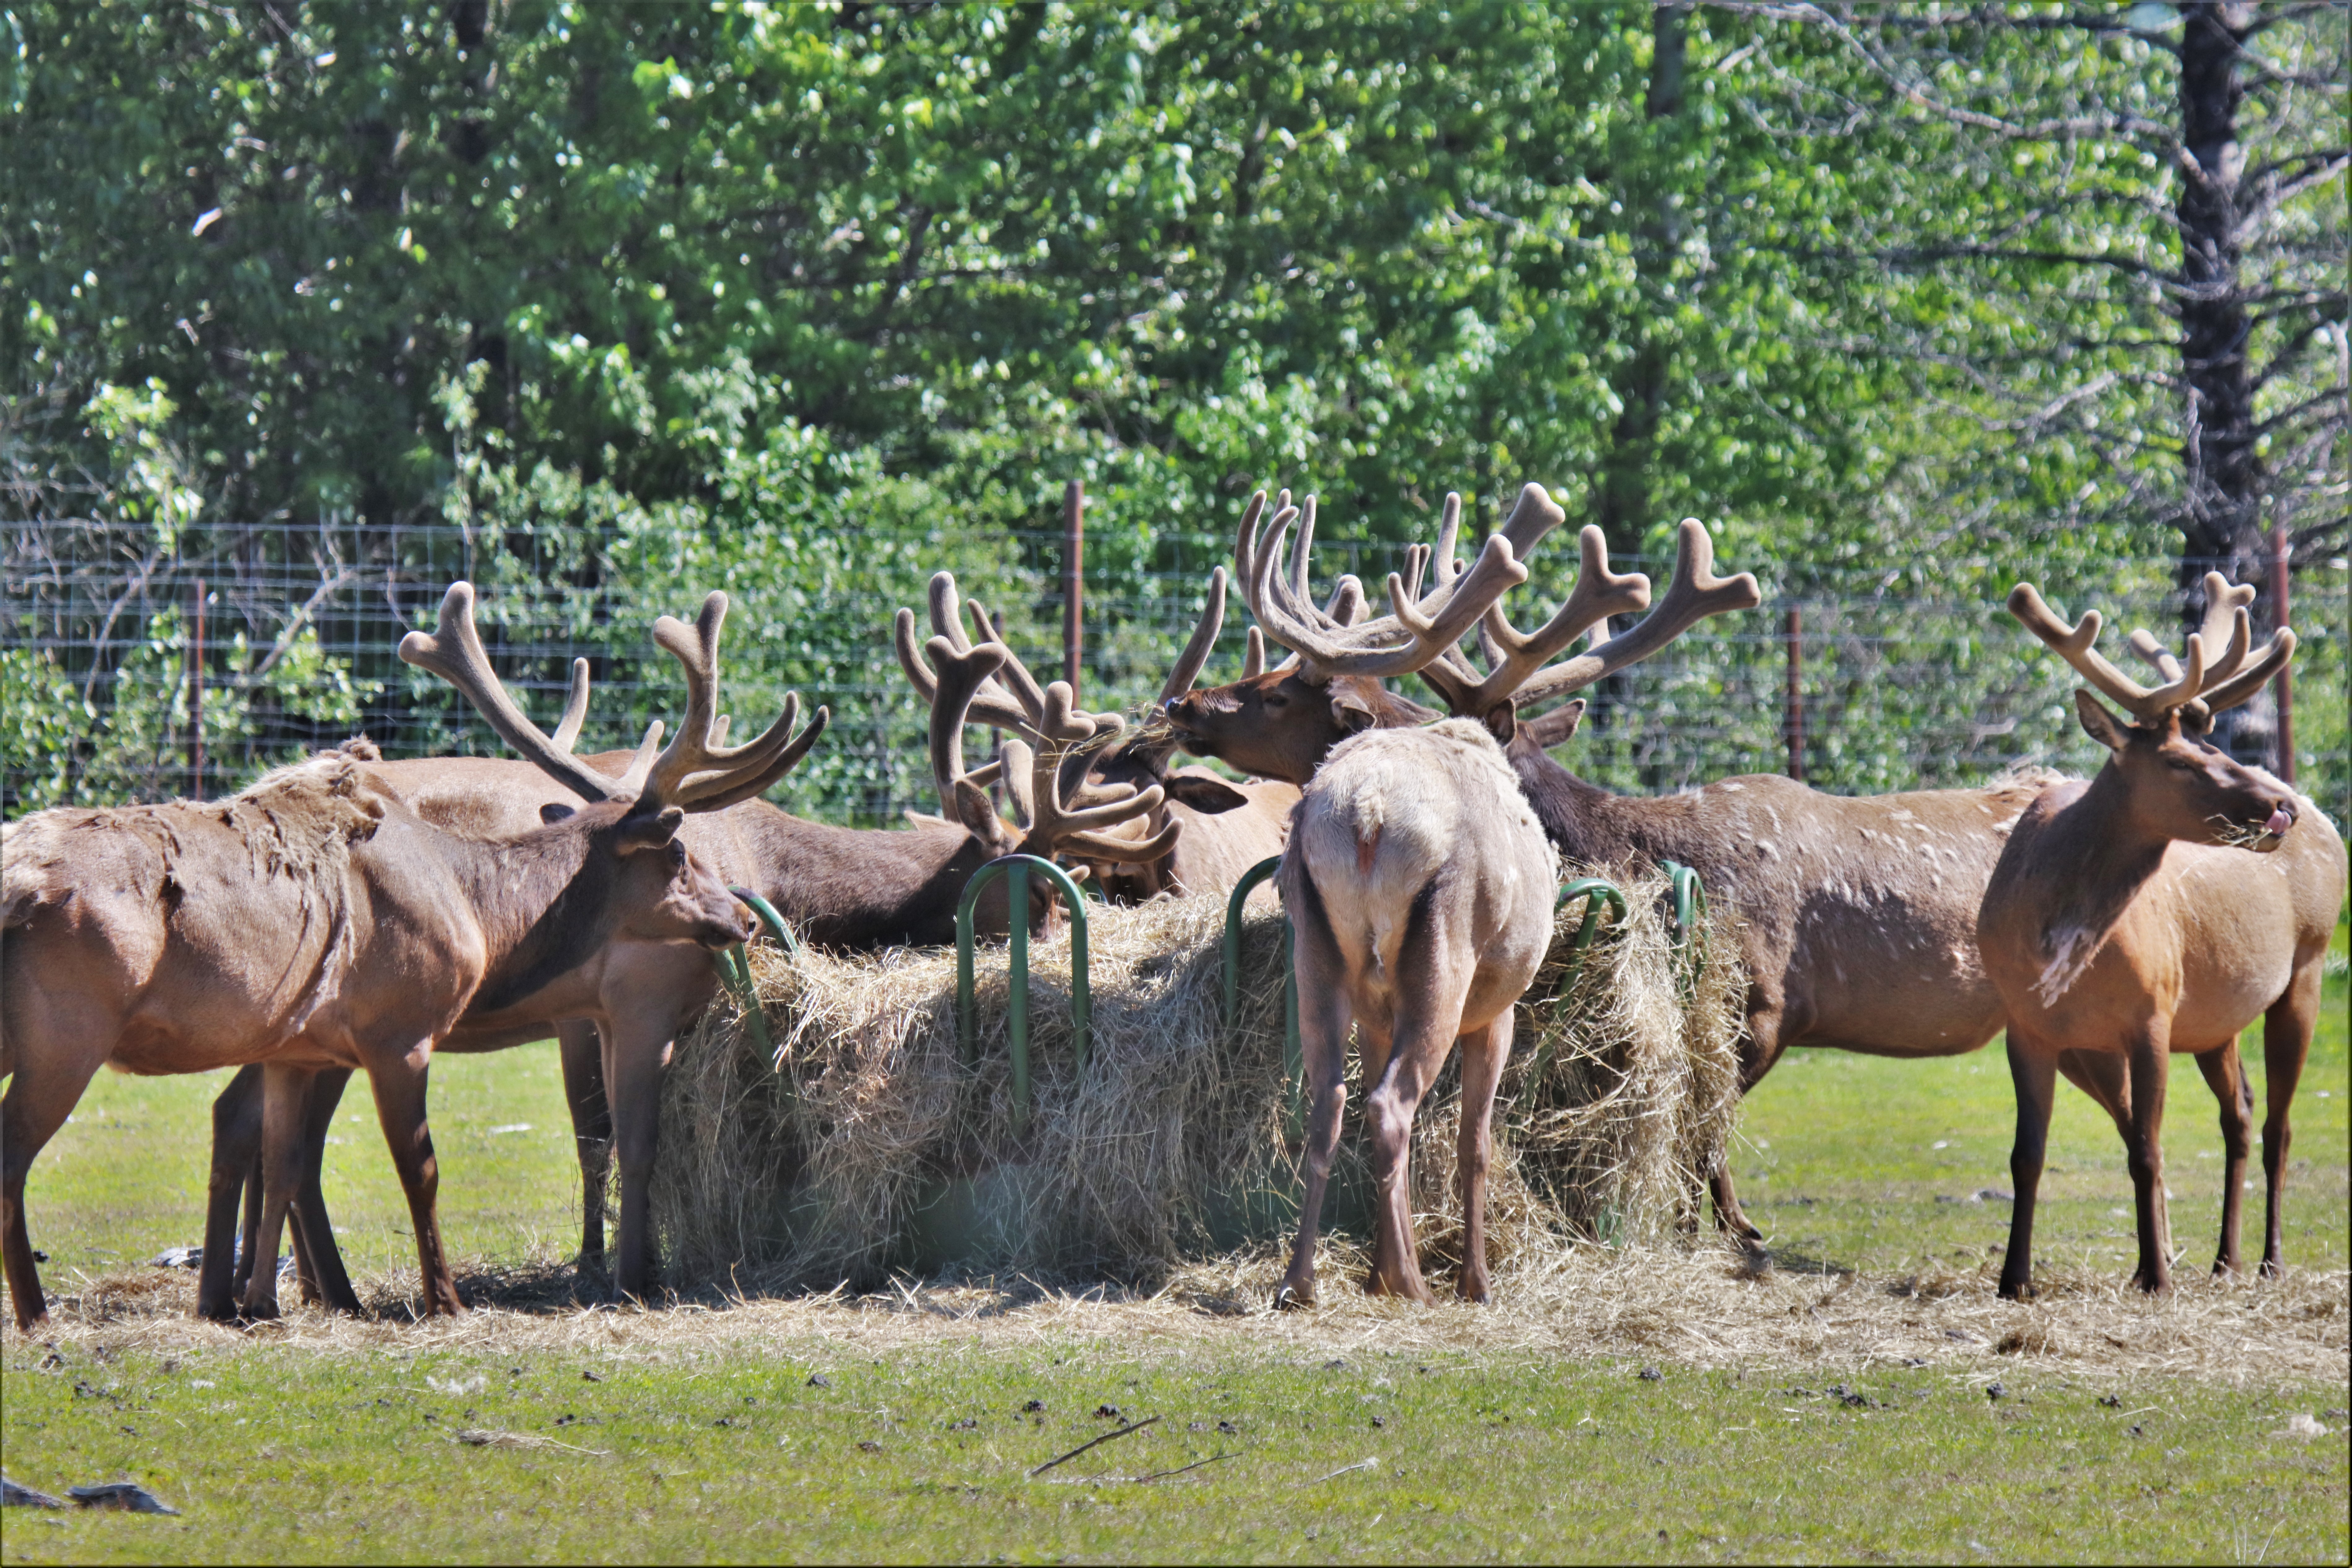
1978 576 2344 1298
892 569 1290 900
1165 485 2172 1247
1232 493 1556 1304
1 581 821 1327
200 589 1174 1302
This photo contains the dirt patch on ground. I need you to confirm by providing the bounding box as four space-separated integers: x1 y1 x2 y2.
21 1243 2345 1390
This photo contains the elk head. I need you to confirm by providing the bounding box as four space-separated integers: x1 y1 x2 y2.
400 582 829 948
895 574 1176 927
2008 573 2299 851
1159 485 1560 783
1412 515 1760 745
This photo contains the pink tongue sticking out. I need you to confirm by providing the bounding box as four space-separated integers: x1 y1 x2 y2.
2264 808 2294 837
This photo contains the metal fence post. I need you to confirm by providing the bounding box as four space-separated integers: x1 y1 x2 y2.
1658 858 1708 997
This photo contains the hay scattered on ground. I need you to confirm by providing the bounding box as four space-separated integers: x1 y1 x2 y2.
647 864 1744 1293
23 1248 2345 1390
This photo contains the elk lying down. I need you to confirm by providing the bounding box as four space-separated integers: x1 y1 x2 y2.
1282 718 1559 1307
1979 576 2345 1298
0 582 819 1327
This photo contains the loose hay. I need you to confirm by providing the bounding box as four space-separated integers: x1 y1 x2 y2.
25 1247 2346 1391
648 864 1746 1293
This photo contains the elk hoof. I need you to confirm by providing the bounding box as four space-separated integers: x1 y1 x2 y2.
1995 1278 2034 1304
2258 1257 2283 1280
1273 1283 1313 1312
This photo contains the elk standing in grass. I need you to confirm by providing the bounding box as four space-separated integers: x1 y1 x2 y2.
1166 485 2195 1246
1193 498 1551 1304
1978 576 2342 1298
1 582 820 1326
201 589 1174 1303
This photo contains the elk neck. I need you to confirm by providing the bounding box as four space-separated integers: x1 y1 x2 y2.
712 798 996 948
1502 730 1642 865
2009 761 2174 971
437 805 637 1013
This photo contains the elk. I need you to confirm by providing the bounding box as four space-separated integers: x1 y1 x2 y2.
892 569 1286 901
199 592 1174 1303
1239 494 1557 1305
1 580 820 1327
1978 577 2342 1298
1167 485 2177 1247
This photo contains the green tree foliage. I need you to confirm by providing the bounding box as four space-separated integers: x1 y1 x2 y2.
3 2 2342 815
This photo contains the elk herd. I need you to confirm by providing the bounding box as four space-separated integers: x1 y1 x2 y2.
2 482 2341 1333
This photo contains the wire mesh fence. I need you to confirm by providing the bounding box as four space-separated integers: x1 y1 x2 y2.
5 515 2344 827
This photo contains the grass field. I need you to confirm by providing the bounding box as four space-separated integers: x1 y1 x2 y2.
3 943 2345 1563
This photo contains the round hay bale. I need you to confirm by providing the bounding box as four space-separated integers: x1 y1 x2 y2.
649 861 1745 1294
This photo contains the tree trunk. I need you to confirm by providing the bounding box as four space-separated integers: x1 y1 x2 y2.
2175 2 2275 763
1593 1 1689 556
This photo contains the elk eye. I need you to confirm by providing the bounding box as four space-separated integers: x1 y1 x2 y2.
1263 692 1288 709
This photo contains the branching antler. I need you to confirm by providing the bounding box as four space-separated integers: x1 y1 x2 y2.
642 594 827 810
922 633 1017 832
2007 575 2294 726
1001 683 1178 865
895 573 1034 733
401 582 824 814
2115 571 2290 728
1235 486 1543 679
402 583 659 804
1421 519 1756 716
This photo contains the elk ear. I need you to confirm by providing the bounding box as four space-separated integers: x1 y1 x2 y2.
950 777 1004 841
538 802 577 824
615 804 686 854
1163 774 1251 814
2073 689 2132 752
1524 698 1585 749
1483 701 1519 747
1330 689 1378 736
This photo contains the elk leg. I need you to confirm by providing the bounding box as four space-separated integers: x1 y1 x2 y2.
200 1065 266 1320
1 1049 111 1333
289 1068 360 1314
601 1020 672 1304
1710 986 1792 1244
1360 1037 1441 1305
366 1056 464 1317
2122 1025 2173 1294
2257 963 2319 1277
1361 902 1472 1307
2192 1040 2252 1278
1280 871 1352 1311
1453 1011 1512 1305
233 1154 264 1299
1998 1035 2058 1302
236 1065 311 1320
557 1021 613 1275
2056 1048 2131 1132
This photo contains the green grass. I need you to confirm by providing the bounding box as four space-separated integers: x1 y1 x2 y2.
5 1334 2346 1563
3 949 2345 1564
1730 955 2350 1277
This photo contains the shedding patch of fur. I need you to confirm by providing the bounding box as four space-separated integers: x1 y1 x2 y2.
2033 924 2107 1009
2 752 389 1021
